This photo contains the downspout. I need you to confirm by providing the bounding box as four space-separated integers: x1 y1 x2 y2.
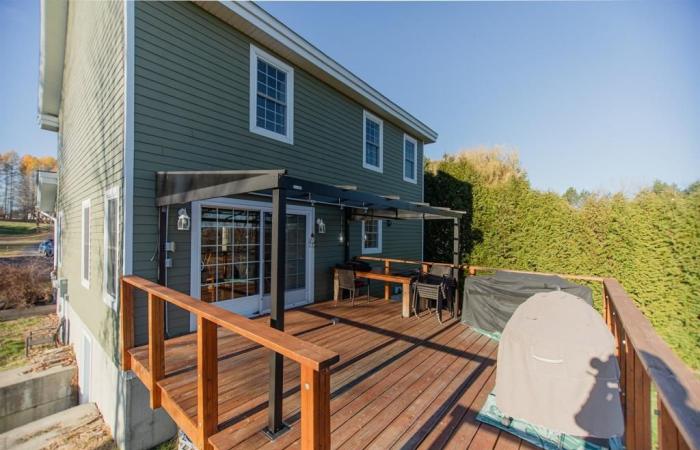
39 210 58 314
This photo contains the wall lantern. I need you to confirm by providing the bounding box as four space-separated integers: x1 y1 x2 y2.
177 208 191 231
316 218 326 234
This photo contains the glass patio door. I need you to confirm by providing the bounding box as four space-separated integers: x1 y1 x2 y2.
195 201 313 321
199 207 262 317
260 212 310 312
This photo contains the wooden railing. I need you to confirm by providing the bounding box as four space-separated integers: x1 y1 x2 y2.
361 257 700 450
602 278 700 450
119 275 339 450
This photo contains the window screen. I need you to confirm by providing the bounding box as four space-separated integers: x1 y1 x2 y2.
256 59 287 135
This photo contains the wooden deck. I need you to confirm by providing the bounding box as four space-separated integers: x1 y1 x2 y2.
128 298 533 450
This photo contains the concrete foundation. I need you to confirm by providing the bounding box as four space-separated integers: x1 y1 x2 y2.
66 300 177 450
0 364 77 433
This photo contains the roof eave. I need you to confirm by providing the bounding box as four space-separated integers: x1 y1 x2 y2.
38 0 67 133
196 1 439 144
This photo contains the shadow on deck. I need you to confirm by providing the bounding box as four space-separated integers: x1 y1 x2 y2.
128 298 535 450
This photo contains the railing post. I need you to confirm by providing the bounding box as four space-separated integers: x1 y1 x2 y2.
300 365 331 450
148 292 164 409
384 260 391 300
625 334 636 450
120 278 134 371
267 187 287 435
197 316 218 450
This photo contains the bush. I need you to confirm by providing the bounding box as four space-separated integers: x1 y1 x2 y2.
425 148 700 370
0 258 53 309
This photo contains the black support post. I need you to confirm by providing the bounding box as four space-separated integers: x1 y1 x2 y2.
266 187 287 437
453 218 461 316
157 206 167 286
343 208 351 263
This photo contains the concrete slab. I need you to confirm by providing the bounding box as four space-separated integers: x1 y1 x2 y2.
0 403 100 450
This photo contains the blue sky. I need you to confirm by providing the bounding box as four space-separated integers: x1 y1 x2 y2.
1 1 698 194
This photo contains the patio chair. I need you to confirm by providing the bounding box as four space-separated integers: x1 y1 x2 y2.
411 264 457 323
335 268 370 306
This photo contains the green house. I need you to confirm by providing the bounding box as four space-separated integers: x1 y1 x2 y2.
38 1 438 448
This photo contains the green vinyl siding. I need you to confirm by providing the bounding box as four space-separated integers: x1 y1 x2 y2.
56 1 124 361
132 1 425 337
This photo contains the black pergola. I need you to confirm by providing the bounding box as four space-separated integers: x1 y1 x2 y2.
154 169 464 436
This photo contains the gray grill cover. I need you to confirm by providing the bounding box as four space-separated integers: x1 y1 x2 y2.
494 291 624 438
461 271 593 333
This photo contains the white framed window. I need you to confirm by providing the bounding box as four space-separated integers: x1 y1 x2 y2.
81 199 91 289
403 134 418 183
249 44 294 144
103 187 119 307
56 210 64 268
361 219 382 254
362 110 383 173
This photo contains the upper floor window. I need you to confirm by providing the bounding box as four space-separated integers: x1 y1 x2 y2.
362 111 383 173
103 187 119 307
403 134 418 183
249 45 294 144
361 219 382 254
81 199 91 289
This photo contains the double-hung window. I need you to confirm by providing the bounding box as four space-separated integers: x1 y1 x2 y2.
81 199 91 288
362 111 383 172
361 219 382 254
249 45 294 144
103 187 119 307
403 134 418 183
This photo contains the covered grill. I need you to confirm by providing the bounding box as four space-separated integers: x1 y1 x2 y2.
494 291 624 438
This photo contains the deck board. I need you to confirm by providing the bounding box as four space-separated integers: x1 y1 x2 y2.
128 298 520 449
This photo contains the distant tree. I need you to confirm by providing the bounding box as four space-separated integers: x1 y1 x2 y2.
563 187 593 208
651 179 679 194
0 151 20 219
0 152 56 219
684 181 700 195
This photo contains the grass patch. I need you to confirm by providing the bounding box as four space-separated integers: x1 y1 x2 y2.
151 437 177 450
0 220 50 236
0 314 55 370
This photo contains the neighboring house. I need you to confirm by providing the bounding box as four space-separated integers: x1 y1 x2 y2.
38 1 437 448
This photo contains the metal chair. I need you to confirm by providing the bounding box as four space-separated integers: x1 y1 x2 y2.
336 268 370 306
411 264 456 323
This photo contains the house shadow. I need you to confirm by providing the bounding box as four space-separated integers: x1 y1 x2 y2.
423 168 481 264
575 350 699 446
573 355 625 442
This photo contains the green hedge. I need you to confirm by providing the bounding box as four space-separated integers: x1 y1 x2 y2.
425 150 700 370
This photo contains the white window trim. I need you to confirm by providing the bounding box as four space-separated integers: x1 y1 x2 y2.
403 134 418 184
81 199 91 289
362 110 383 173
249 44 294 144
57 210 64 268
103 186 119 309
361 219 382 255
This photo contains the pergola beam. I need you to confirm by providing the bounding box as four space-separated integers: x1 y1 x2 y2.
154 168 464 440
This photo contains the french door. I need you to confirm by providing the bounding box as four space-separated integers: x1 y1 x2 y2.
190 198 313 329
